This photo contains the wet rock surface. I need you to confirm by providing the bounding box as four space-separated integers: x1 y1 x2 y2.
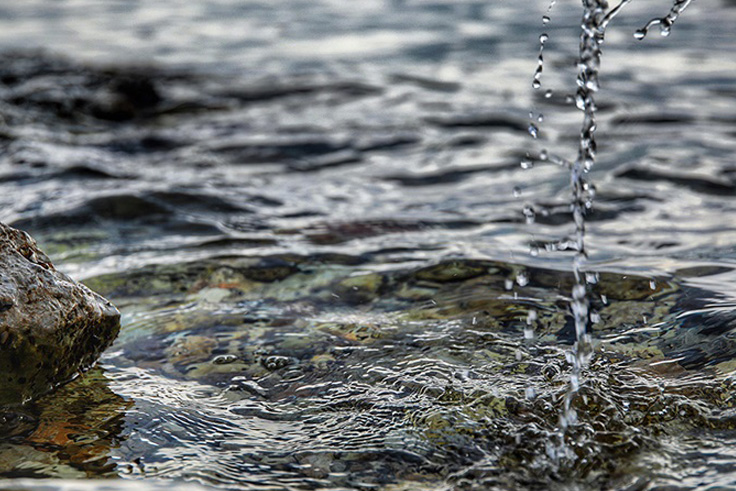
0 223 120 406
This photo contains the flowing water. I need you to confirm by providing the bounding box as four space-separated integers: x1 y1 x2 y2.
0 1 735 490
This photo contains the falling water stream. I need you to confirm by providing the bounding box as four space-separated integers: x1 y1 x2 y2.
536 0 699 465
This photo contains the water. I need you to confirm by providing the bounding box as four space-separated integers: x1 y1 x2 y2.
635 0 694 39
0 1 735 490
544 0 635 461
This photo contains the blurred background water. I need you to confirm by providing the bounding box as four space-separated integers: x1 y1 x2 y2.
0 1 735 490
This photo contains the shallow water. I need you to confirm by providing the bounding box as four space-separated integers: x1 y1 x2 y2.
0 0 735 490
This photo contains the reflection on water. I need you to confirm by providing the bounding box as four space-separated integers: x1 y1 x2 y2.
0 368 129 479
0 0 735 489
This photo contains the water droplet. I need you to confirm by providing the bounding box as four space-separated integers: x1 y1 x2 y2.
520 159 534 170
529 245 539 257
522 205 536 224
539 149 549 161
523 326 535 341
544 89 553 98
532 78 542 89
634 29 647 40
512 186 522 198
527 309 538 324
569 374 579 392
649 280 657 290
542 15 551 25
585 272 599 285
601 294 608 305
575 93 586 110
516 272 529 287
539 33 549 44
572 284 586 301
528 123 539 139
504 278 514 291
537 114 544 123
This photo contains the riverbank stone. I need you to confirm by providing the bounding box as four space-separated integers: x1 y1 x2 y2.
0 223 120 406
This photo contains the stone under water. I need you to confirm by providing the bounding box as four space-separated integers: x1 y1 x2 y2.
0 222 120 406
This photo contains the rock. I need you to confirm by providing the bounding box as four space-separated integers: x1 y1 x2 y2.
0 223 120 406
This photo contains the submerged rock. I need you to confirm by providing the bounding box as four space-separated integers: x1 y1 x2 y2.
0 223 120 406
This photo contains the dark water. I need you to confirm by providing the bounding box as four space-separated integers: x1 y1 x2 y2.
0 1 735 490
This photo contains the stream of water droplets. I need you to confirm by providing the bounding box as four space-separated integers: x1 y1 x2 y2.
532 0 695 463
635 0 695 39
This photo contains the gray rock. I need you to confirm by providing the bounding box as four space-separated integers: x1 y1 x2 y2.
0 223 120 406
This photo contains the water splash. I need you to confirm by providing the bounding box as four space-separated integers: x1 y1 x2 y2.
534 0 556 86
635 0 695 40
532 33 549 89
536 0 700 464
549 0 634 461
559 0 695 453
528 121 540 138
544 0 557 24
